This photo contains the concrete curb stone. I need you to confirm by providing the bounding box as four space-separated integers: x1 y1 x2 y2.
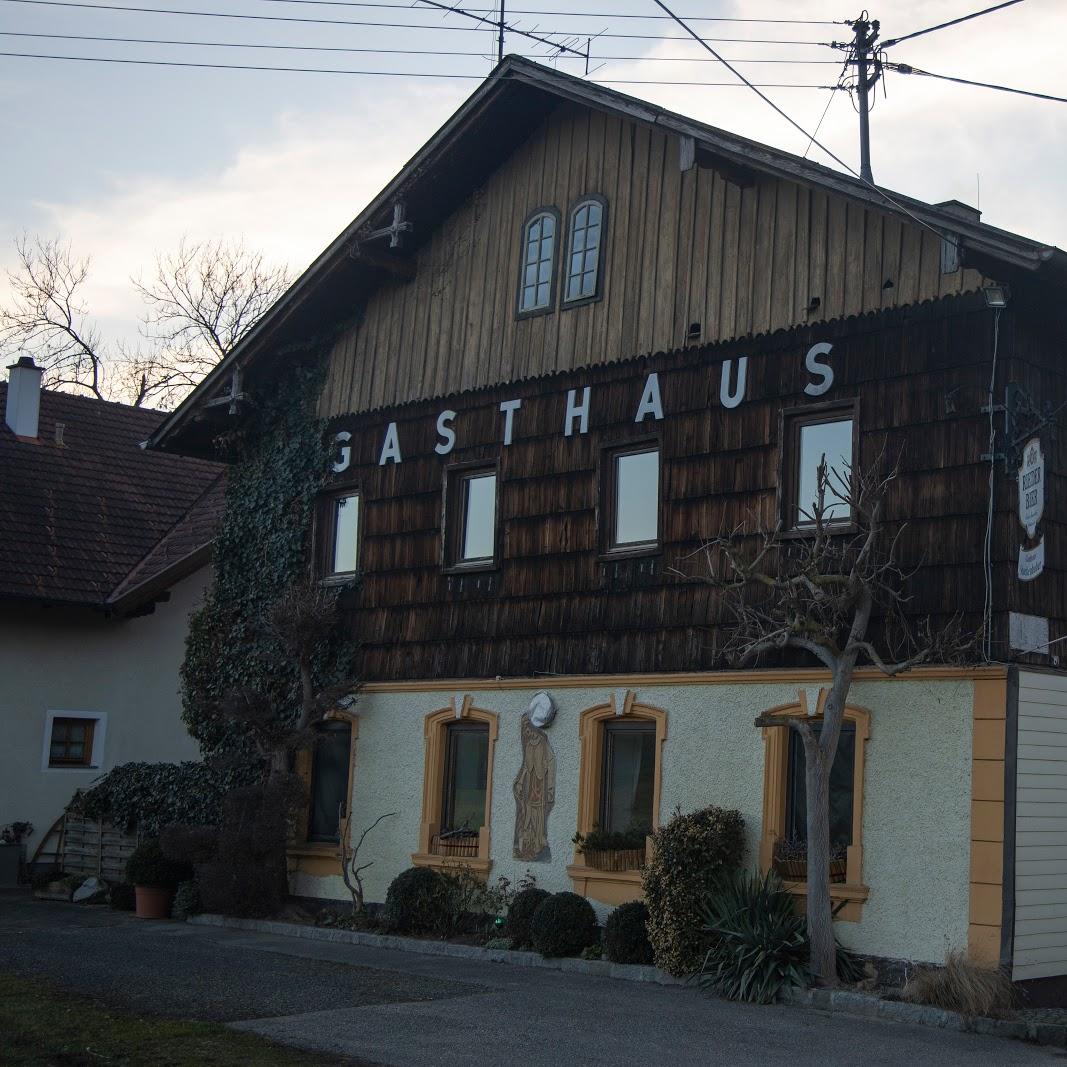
190 914 1067 1047
189 913 684 985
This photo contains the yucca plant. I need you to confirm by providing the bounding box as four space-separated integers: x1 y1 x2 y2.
697 868 862 1004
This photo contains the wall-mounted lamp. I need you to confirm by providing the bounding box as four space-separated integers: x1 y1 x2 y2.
686 321 702 341
982 285 1010 308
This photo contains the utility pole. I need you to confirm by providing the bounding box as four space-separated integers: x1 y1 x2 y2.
497 0 505 63
849 15 881 185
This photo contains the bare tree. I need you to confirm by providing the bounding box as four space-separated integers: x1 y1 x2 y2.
132 237 290 408
340 810 396 917
0 234 290 409
0 235 108 400
680 455 974 984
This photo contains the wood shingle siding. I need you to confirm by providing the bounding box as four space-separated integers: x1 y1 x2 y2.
326 295 1045 682
320 104 988 420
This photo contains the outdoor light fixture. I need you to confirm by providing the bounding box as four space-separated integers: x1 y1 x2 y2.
982 285 1010 308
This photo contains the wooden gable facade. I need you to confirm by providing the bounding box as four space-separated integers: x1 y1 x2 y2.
318 98 989 419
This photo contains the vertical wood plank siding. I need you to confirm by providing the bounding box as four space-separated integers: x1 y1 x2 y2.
320 103 986 419
327 297 1042 682
1013 670 1067 981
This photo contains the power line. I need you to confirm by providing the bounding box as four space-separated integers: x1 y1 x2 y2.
882 0 1027 49
889 61 1067 105
645 0 951 245
249 0 846 23
803 50 851 159
409 0 585 59
0 1 837 44
0 30 848 62
0 50 843 84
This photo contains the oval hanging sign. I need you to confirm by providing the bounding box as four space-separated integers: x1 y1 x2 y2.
1018 437 1044 539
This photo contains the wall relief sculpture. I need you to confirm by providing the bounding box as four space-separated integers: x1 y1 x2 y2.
513 712 556 861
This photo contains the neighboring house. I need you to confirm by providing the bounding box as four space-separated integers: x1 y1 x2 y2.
149 58 1067 993
0 357 224 863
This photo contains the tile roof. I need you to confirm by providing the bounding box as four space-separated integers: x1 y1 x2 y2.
0 384 224 607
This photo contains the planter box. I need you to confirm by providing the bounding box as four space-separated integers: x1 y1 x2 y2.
583 848 646 872
0 844 22 888
774 857 848 884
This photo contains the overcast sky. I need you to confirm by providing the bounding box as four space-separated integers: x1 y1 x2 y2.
1 0 1064 353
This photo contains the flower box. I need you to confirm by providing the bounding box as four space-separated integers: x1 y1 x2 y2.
773 856 847 884
583 847 646 872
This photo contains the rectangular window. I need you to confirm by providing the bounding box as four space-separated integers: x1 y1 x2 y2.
322 491 360 577
785 723 856 847
445 466 497 569
599 720 656 834
603 444 659 554
441 721 489 834
307 720 353 843
784 408 855 530
49 717 95 768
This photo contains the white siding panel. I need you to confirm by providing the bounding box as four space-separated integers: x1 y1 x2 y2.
1014 670 1067 980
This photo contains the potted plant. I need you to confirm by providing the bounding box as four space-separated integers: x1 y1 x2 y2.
0 822 32 887
125 839 190 919
572 825 649 871
772 838 848 884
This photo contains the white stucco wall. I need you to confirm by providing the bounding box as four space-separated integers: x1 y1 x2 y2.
294 673 974 964
0 567 208 860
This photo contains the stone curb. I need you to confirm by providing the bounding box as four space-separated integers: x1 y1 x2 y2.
188 913 683 985
780 986 1067 1047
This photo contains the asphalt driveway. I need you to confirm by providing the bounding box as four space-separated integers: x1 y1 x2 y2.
0 893 1057 1066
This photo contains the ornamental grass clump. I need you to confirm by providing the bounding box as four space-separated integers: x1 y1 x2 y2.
642 805 745 976
698 868 863 1004
530 892 599 958
603 901 654 965
902 951 1016 1018
505 887 550 950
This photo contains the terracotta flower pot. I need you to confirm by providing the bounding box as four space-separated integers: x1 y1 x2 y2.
134 885 173 920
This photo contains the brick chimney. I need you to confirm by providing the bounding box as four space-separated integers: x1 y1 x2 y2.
6 357 43 439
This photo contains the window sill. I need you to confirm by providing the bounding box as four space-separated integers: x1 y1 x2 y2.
318 573 360 588
442 561 498 577
779 523 857 541
598 545 661 563
411 852 493 879
287 843 342 878
778 880 869 922
567 862 644 906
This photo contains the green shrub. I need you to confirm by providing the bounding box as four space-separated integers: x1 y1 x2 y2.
172 880 201 920
505 887 550 950
697 868 862 1003
109 883 135 911
642 805 745 976
125 839 192 890
383 867 451 934
484 937 512 950
530 892 599 958
572 825 648 854
603 901 654 965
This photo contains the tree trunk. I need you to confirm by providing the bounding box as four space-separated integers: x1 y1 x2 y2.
803 735 837 985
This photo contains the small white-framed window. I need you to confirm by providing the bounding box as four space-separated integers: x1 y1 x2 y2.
518 209 558 315
563 197 606 304
41 711 106 772
329 491 361 576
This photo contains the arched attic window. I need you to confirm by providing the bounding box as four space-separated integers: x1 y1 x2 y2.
517 208 559 316
563 196 606 305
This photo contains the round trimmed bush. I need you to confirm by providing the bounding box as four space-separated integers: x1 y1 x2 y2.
125 838 192 890
506 887 550 950
603 901 653 965
530 891 598 958
642 805 745 976
383 866 450 934
109 883 135 911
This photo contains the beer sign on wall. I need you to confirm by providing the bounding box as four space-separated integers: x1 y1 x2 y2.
1018 437 1045 582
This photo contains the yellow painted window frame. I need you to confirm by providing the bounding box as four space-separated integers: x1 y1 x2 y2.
412 697 498 879
567 692 667 906
288 709 359 879
759 697 870 921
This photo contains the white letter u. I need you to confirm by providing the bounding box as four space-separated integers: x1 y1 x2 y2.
719 357 748 409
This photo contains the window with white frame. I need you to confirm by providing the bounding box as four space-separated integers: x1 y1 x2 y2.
42 712 105 770
563 197 605 304
518 210 558 315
